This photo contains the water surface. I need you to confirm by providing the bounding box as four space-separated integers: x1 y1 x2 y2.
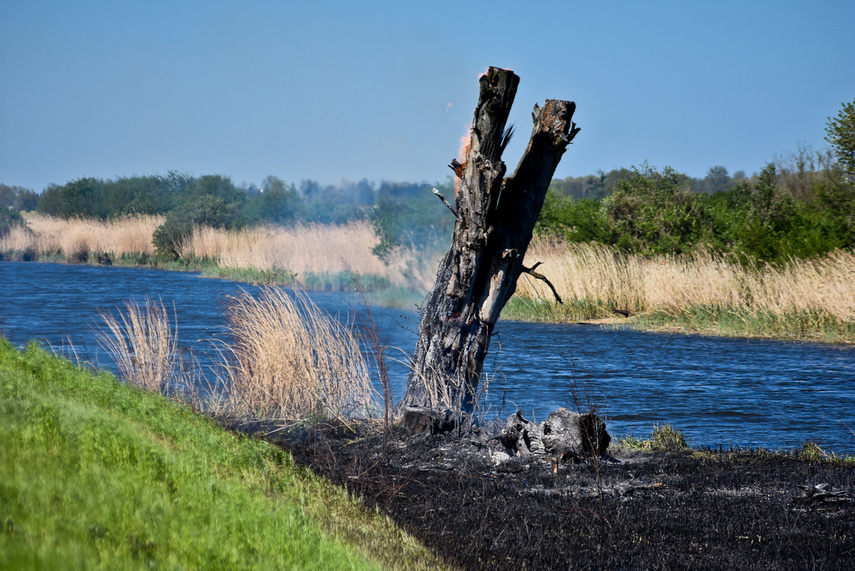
2 261 853 453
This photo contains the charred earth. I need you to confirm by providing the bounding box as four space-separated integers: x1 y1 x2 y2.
273 416 855 570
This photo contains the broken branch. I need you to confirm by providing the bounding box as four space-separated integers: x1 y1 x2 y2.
522 263 563 304
432 187 459 220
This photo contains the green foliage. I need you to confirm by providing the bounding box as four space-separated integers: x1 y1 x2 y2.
536 192 613 243
799 440 827 463
37 177 106 218
619 424 688 451
538 158 855 265
825 97 855 178
0 208 25 239
153 194 234 259
549 168 631 201
0 183 37 211
706 162 855 263
693 165 736 194
602 164 711 255
238 176 301 226
297 178 374 224
14 188 40 211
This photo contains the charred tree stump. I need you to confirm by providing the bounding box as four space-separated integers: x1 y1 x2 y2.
402 67 580 411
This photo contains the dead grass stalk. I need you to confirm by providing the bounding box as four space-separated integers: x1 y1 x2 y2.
97 298 178 393
222 286 375 427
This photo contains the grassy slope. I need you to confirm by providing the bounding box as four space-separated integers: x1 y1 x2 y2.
0 339 443 570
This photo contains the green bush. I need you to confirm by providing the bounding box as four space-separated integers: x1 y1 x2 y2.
152 195 234 259
620 424 689 451
0 208 24 239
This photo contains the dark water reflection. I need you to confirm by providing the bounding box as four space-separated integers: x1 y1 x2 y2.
2 261 854 454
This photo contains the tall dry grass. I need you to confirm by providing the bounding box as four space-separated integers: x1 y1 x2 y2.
96 287 378 426
515 236 855 337
180 222 386 277
1 213 163 259
222 286 375 425
180 221 437 291
97 298 178 393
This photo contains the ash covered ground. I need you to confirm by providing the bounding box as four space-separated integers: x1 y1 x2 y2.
271 421 855 571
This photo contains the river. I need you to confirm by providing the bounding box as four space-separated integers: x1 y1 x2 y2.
2 261 854 454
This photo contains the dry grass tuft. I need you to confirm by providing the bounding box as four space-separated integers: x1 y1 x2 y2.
222 286 376 426
97 298 178 393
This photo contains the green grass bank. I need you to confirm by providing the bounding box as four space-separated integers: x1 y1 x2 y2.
0 339 444 570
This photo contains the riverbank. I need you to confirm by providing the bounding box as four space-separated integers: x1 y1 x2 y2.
0 213 437 292
0 340 445 570
4 338 853 569
507 237 855 344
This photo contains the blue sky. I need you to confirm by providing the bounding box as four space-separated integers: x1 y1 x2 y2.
2 0 853 192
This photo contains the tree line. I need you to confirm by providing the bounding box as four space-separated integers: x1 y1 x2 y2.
0 173 456 261
1 158 851 266
539 147 853 264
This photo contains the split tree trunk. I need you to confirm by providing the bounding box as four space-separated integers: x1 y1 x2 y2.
401 67 580 411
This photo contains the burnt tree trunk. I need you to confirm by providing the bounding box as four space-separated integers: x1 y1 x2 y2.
402 67 580 411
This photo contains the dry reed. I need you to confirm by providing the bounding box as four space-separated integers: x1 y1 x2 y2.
97 298 178 393
1 213 163 259
222 286 375 425
516 237 855 336
181 222 385 275
180 222 438 291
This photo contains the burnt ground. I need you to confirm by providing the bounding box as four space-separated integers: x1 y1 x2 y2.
271 425 855 571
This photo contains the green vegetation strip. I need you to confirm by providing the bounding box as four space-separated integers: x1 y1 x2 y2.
0 339 443 570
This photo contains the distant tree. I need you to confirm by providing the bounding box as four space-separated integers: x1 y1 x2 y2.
704 166 732 194
37 178 105 218
0 209 24 239
351 178 375 206
536 190 613 244
0 184 17 209
370 181 453 260
549 168 629 201
825 97 855 179
152 194 233 259
14 188 39 211
239 176 301 226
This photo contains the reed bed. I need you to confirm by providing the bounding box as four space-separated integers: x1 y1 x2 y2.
221 286 376 425
95 287 378 427
180 222 437 291
512 237 855 341
1 214 439 291
0 213 163 260
181 222 385 276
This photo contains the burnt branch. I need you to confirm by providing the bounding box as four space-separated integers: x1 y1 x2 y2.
522 262 563 304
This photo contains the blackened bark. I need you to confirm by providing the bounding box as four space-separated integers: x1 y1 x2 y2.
402 67 580 411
